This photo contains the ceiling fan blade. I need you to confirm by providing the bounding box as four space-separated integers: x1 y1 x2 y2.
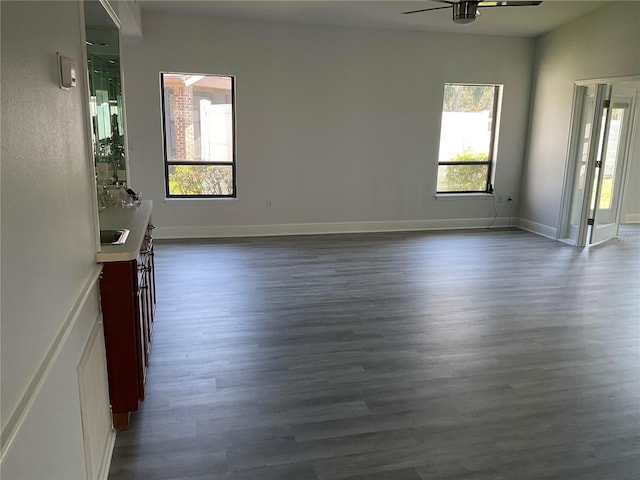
402 5 452 15
477 1 542 7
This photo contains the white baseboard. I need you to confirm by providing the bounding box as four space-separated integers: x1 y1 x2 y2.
623 213 640 223
515 217 558 240
154 217 516 239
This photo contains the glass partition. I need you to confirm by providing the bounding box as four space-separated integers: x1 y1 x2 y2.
87 28 125 186
84 2 127 188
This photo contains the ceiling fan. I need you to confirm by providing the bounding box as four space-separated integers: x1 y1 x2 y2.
403 1 543 24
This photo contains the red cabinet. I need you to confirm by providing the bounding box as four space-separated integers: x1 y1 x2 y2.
100 222 156 430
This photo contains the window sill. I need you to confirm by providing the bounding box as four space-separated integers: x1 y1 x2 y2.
164 197 238 205
434 193 494 201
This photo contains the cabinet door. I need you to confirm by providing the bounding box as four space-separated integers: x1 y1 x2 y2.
136 263 149 400
146 224 157 315
100 260 140 412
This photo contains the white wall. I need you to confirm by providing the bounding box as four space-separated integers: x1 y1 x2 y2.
122 14 534 237
519 2 640 235
1 1 112 478
620 94 640 224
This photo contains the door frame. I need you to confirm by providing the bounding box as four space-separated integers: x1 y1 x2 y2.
557 75 640 246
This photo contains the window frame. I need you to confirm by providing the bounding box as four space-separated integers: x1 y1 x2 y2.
160 72 237 199
436 83 502 195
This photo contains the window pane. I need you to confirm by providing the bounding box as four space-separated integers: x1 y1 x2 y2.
438 84 495 163
168 165 233 196
163 74 233 163
436 83 500 193
437 164 488 192
599 107 624 210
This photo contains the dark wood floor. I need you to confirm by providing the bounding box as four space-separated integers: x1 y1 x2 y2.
108 226 640 480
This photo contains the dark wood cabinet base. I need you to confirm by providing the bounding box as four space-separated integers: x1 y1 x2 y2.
112 412 131 431
100 221 156 430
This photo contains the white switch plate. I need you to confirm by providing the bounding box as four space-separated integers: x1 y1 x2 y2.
57 52 77 90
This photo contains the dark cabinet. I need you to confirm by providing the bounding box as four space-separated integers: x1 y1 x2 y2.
100 222 156 430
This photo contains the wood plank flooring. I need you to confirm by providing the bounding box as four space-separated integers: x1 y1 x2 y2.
108 226 640 479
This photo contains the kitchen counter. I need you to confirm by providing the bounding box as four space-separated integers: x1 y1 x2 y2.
97 200 153 263
98 199 156 429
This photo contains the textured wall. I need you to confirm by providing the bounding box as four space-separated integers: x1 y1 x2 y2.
1 1 109 478
122 14 534 235
520 2 640 232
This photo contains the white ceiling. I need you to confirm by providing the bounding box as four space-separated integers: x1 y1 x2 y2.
138 0 614 37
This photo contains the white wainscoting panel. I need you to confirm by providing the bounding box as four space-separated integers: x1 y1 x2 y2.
0 268 112 480
78 318 115 480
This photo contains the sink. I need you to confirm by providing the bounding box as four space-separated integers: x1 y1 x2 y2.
100 229 130 245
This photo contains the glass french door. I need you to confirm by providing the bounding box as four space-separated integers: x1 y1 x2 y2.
561 84 607 246
561 81 636 246
590 85 636 244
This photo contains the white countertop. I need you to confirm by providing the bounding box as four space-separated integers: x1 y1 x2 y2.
96 200 153 263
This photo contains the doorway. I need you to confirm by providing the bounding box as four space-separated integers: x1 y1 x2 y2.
559 77 639 246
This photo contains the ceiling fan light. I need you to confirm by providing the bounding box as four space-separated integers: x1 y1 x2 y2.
452 2 477 24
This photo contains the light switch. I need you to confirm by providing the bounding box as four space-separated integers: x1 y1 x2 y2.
57 52 77 90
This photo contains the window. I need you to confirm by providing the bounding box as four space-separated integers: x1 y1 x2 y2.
161 73 236 197
436 83 502 193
